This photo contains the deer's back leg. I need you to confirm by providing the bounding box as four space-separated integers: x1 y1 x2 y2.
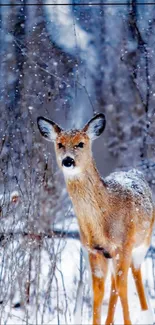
89 252 108 325
131 244 149 311
131 213 155 312
131 262 148 310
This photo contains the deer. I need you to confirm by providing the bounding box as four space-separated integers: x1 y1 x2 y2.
37 113 155 325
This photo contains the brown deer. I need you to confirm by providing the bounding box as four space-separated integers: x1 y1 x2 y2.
37 113 155 325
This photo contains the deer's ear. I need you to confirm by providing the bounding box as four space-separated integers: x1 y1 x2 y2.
37 116 62 141
83 113 106 140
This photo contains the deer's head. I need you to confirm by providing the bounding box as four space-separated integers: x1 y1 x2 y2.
37 114 106 178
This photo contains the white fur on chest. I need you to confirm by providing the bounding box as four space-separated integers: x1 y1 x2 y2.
63 166 82 178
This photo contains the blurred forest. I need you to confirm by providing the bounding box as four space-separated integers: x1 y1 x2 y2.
0 0 155 324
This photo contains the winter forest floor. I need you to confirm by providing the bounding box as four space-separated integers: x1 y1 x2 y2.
0 223 154 325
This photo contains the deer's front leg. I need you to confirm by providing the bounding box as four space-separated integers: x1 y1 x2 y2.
105 274 118 325
114 248 132 325
89 252 108 325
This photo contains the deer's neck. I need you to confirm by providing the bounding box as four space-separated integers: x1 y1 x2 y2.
65 160 108 247
65 160 108 218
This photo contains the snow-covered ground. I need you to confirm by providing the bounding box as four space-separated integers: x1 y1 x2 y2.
0 230 154 325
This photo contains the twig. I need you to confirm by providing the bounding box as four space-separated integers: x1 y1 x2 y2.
0 230 80 243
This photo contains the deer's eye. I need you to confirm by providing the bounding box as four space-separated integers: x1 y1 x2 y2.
74 142 84 149
58 143 64 149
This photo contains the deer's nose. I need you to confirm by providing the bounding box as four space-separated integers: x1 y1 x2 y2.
62 156 75 168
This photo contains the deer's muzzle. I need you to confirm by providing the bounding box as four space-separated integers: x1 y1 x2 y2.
62 156 75 168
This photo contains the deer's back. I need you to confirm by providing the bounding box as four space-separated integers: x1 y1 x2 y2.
105 169 154 247
105 169 152 213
